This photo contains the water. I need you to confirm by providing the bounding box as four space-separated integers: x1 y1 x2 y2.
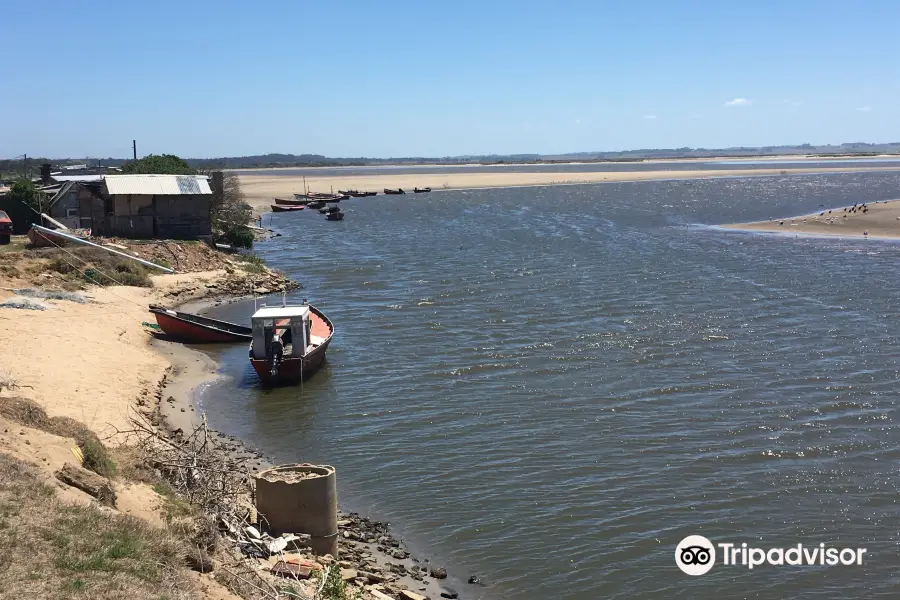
201 172 900 599
235 157 900 178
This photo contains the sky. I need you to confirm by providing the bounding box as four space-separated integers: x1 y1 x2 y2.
2 0 899 159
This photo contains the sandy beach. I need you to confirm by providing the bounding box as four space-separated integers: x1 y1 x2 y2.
238 164 900 216
721 198 900 239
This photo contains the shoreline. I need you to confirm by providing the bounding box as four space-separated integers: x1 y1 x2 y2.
238 164 900 216
156 295 471 600
226 153 900 173
717 198 900 240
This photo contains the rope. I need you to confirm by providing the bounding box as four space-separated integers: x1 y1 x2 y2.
30 230 158 314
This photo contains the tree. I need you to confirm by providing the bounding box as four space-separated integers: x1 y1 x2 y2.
121 154 196 175
0 179 43 234
208 172 254 248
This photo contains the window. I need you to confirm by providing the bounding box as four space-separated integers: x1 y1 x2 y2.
66 208 78 218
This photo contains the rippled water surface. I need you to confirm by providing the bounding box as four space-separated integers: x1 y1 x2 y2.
202 173 900 599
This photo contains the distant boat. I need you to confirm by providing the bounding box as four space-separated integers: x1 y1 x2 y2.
275 197 308 205
363 191 378 197
320 205 341 215
326 210 345 221
414 187 432 193
384 188 405 195
271 204 306 213
148 305 252 343
308 200 326 209
338 190 359 196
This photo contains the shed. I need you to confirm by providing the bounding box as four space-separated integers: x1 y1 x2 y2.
87 174 213 239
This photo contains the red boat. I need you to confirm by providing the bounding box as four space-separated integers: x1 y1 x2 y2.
271 204 306 213
248 302 334 385
149 305 252 343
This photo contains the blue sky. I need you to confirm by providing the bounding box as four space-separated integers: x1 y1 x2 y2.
2 0 898 158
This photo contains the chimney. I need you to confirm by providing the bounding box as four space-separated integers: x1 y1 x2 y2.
41 163 52 184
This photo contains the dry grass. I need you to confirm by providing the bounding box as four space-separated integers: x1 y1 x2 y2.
0 397 116 477
0 453 194 600
45 248 153 288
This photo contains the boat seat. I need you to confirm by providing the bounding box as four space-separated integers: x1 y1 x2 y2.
310 335 327 346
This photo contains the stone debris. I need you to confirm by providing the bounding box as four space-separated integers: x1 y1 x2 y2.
399 591 427 600
271 561 312 580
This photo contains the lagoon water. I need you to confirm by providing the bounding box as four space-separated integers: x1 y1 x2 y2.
202 171 900 599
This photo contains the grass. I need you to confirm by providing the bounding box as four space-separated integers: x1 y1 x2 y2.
234 252 267 274
0 397 117 477
0 234 29 254
0 453 192 600
45 248 153 288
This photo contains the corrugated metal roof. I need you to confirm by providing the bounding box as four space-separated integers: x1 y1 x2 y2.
103 175 211 196
52 175 105 182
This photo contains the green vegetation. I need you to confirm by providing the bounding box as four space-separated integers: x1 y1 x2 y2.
0 397 117 478
46 248 153 288
0 453 188 600
315 565 363 600
210 172 254 248
0 179 43 234
235 252 267 273
120 154 196 175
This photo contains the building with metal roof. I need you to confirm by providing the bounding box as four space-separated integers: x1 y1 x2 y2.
103 174 211 196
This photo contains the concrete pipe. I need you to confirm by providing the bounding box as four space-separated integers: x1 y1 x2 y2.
255 464 338 556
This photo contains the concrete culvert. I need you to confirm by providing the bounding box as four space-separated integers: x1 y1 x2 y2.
255 464 338 556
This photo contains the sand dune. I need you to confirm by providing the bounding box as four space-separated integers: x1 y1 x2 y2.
721 199 900 239
238 165 900 215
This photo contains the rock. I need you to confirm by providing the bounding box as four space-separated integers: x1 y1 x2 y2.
254 287 271 295
271 561 312 580
430 566 448 579
440 590 459 599
340 568 358 581
368 590 394 600
468 575 482 584
185 548 214 573
391 549 407 560
54 463 116 506
399 591 427 600
320 554 335 565
361 570 386 584
338 560 354 568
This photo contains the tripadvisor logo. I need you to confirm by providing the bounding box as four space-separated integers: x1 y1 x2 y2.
675 535 867 576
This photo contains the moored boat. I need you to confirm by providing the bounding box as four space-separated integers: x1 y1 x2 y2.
326 210 344 221
271 204 306 212
275 197 309 206
308 200 326 209
363 191 378 196
414 187 432 193
149 305 252 343
384 188 406 195
248 301 334 385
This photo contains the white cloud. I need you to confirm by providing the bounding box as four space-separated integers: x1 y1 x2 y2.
644 115 657 120
724 98 752 107
857 106 872 112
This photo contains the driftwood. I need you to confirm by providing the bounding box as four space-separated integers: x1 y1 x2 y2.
116 411 319 599
55 462 117 506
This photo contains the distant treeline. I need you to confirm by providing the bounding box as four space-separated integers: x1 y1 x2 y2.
4 143 900 177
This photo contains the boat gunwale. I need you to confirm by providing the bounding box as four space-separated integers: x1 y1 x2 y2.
149 304 253 340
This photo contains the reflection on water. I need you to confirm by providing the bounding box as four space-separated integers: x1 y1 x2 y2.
202 171 900 599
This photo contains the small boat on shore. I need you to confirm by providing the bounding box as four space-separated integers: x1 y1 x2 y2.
249 301 334 385
384 188 405 195
414 187 432 193
149 305 252 343
271 204 306 213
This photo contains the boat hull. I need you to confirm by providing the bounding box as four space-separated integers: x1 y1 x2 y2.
250 338 331 384
248 304 333 385
150 306 252 343
271 204 306 212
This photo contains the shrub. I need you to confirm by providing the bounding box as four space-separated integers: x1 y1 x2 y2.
222 225 254 249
